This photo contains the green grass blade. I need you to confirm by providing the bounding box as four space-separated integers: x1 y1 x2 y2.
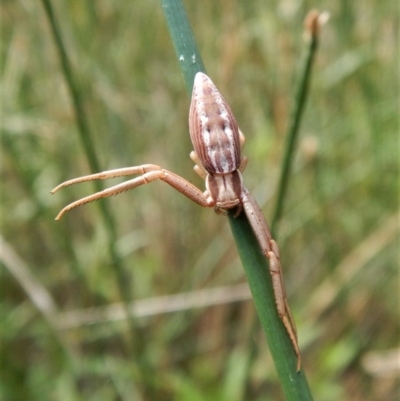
40 0 138 350
160 0 205 92
271 11 321 236
159 0 314 399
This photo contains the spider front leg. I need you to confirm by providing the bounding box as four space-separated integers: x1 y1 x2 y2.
241 189 301 371
51 164 214 220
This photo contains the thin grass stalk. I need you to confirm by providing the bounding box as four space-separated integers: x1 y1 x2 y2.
270 11 321 236
159 0 313 399
40 0 139 353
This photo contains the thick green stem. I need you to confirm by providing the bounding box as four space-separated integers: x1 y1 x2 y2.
159 0 314 399
160 0 206 93
229 212 313 400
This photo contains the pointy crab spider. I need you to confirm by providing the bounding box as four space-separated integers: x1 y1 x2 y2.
51 72 301 371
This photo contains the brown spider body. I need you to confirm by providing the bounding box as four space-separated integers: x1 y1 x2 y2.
52 72 301 370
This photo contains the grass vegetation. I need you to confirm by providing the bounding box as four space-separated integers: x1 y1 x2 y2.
1 1 398 400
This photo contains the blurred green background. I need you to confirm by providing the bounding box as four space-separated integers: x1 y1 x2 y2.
1 1 398 400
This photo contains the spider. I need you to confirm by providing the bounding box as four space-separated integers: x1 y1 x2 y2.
52 72 301 370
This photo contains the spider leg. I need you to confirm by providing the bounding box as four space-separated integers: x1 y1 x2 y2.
53 167 214 220
190 151 208 180
51 164 162 194
241 189 301 371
